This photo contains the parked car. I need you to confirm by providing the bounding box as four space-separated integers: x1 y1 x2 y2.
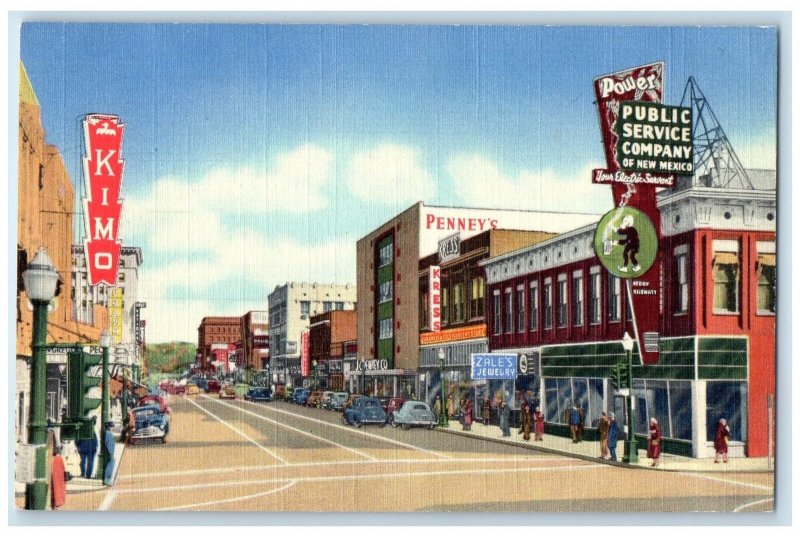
137 395 170 416
327 392 349 411
291 388 311 405
130 405 169 444
273 384 286 400
205 380 221 393
185 383 200 396
219 383 236 399
320 391 335 408
244 387 272 402
391 401 438 430
342 393 363 412
343 397 387 428
385 396 406 418
195 378 209 391
282 386 293 401
234 383 250 397
306 391 324 408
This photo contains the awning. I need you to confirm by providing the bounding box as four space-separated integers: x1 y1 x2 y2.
713 251 738 265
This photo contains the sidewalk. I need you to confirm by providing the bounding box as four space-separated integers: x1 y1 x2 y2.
14 429 127 499
438 420 772 473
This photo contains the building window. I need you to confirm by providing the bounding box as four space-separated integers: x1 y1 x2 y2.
572 273 584 326
335 301 344 310
504 288 513 333
470 277 485 318
713 250 739 313
516 286 525 333
378 281 393 304
705 381 746 442
608 274 621 322
378 318 393 339
378 241 393 267
756 247 776 314
675 252 689 314
300 301 310 317
493 292 501 335
557 278 568 327
118 272 125 282
589 272 601 324
323 301 333 312
420 291 429 329
529 282 538 331
543 281 553 330
453 282 466 323
442 286 449 326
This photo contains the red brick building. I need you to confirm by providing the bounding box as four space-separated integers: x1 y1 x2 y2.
309 310 357 391
197 316 242 370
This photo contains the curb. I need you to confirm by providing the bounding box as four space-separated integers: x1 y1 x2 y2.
435 427 773 474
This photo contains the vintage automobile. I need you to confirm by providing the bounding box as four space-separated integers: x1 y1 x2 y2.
184 383 200 396
306 390 324 408
195 378 209 391
233 383 250 397
342 393 363 412
205 380 221 393
137 394 171 417
320 391 335 408
326 392 348 411
291 388 311 405
244 387 272 402
219 383 236 399
130 404 169 444
343 396 387 428
390 401 438 430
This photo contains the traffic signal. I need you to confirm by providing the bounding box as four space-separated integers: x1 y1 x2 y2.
66 351 102 439
610 363 630 391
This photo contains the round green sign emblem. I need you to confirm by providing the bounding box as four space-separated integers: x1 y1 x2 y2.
593 207 658 279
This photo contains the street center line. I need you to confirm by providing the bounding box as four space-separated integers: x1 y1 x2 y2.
218 396 453 460
155 480 298 511
116 463 607 495
98 489 117 511
185 395 289 465
118 455 563 480
732 497 774 512
204 396 378 462
678 471 774 492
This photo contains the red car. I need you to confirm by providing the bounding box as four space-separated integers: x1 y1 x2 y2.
205 380 221 393
137 394 171 415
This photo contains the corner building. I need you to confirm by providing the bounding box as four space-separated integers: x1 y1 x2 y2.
482 173 776 458
356 202 600 397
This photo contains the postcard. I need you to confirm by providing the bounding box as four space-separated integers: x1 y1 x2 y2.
13 21 777 514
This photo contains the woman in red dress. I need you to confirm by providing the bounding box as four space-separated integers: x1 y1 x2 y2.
648 417 662 467
533 406 545 441
51 445 67 510
714 418 730 463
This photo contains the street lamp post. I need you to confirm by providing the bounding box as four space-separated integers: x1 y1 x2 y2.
98 331 111 480
312 360 317 390
438 348 448 427
121 368 128 436
621 332 639 464
22 247 59 510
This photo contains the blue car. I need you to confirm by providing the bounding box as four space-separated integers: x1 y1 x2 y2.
245 387 272 402
291 388 311 405
130 404 169 444
343 397 387 428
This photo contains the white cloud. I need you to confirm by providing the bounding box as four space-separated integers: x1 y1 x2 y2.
447 154 611 214
346 143 436 205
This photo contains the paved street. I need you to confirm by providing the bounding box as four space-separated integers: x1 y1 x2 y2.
61 395 774 512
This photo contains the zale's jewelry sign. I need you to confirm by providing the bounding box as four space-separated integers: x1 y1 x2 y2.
83 114 125 286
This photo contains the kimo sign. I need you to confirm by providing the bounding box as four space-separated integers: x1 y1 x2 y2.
82 114 125 286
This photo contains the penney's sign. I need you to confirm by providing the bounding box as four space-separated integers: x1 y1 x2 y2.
82 114 125 286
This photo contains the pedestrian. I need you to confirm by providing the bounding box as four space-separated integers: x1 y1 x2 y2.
434 396 442 419
533 406 545 441
520 403 533 441
481 397 491 426
85 429 99 478
446 394 455 420
51 444 67 510
577 405 586 441
607 413 619 461
499 401 511 437
648 417 662 467
103 422 116 486
463 399 473 431
714 418 730 464
598 411 610 458
569 405 581 443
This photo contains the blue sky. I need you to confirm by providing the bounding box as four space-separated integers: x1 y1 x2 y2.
19 24 777 343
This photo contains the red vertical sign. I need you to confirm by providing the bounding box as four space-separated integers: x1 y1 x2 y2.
593 63 665 365
83 114 125 287
301 331 310 377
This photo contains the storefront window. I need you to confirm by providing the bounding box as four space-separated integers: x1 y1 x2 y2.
706 381 746 442
587 379 604 425
544 379 559 422
669 381 693 441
